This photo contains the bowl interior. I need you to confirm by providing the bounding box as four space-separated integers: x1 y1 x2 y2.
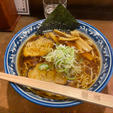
4 19 113 107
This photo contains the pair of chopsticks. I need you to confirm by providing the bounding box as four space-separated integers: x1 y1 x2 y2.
0 72 113 108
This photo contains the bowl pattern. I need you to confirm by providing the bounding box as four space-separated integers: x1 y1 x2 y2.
4 19 113 107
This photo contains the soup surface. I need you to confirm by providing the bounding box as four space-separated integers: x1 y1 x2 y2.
17 29 101 100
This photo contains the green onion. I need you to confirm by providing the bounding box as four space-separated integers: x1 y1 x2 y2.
66 76 76 80
39 64 49 70
43 44 81 76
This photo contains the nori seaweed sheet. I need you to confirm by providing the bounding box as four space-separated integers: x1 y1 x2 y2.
36 4 79 35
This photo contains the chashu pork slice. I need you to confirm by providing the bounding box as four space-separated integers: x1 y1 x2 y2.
28 63 67 85
23 37 54 57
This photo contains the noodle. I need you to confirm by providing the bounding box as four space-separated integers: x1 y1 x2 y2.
17 29 101 100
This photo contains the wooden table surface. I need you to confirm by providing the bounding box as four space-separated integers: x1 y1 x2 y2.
0 16 113 113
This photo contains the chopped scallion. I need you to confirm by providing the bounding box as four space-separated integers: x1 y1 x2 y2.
39 64 49 70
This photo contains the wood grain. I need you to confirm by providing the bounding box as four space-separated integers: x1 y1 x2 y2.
0 0 19 31
0 72 113 108
0 16 112 113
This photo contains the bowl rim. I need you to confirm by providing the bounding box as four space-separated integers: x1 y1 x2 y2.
4 19 113 108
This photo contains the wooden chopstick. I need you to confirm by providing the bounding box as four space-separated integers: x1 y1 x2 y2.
0 72 113 108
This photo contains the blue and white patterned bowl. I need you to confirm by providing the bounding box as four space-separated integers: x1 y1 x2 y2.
4 19 113 107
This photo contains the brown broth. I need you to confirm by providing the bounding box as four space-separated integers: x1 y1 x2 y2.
17 30 101 100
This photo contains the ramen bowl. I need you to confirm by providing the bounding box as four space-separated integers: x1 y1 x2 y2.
4 19 113 107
